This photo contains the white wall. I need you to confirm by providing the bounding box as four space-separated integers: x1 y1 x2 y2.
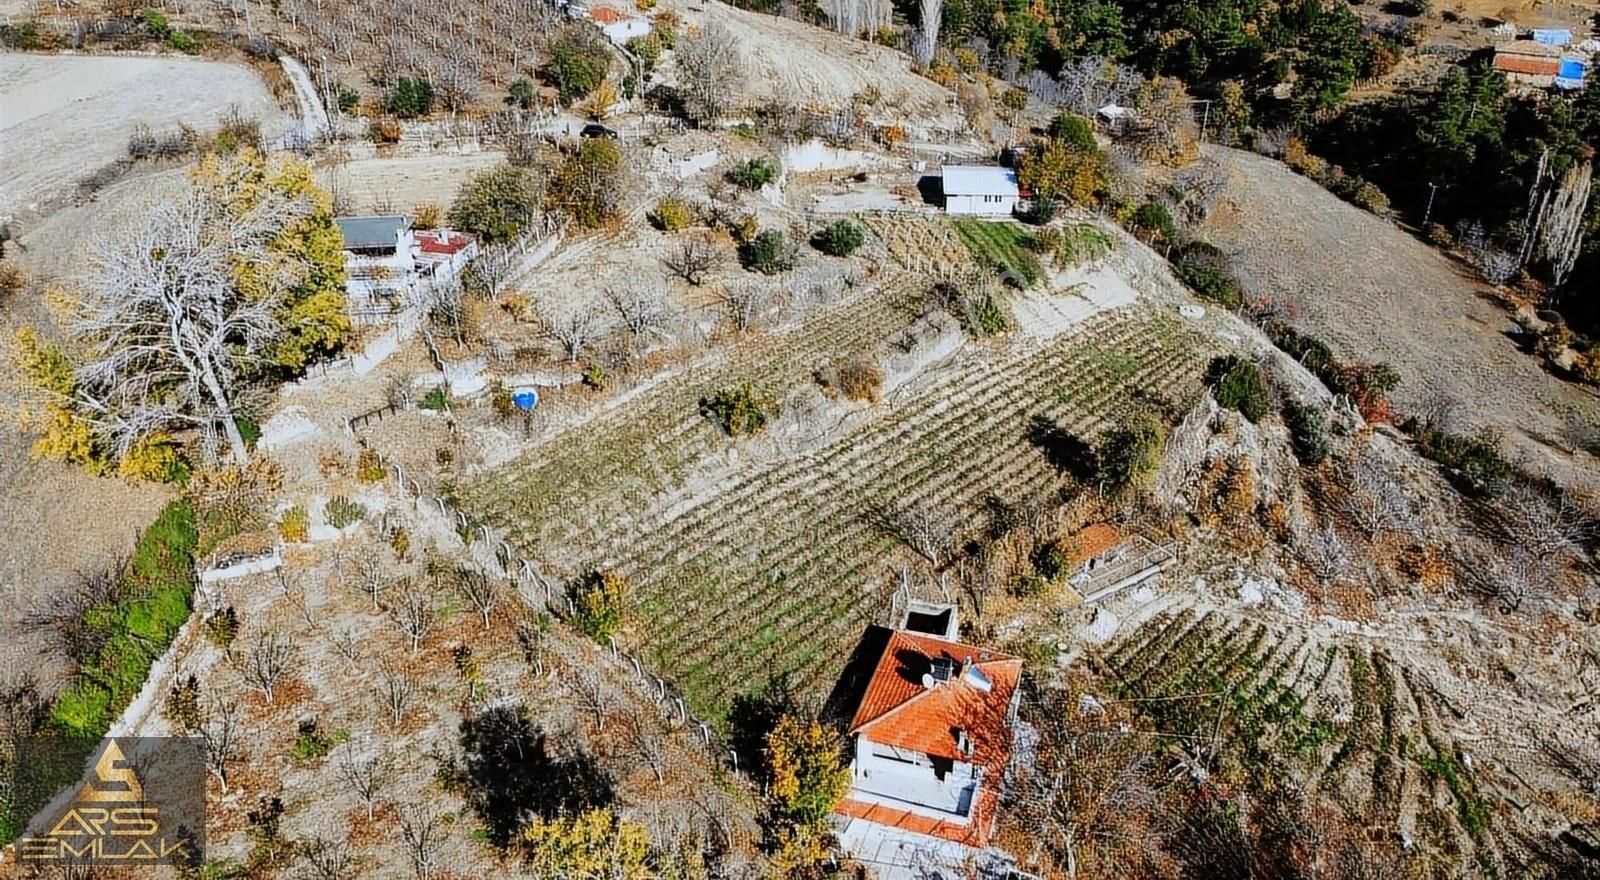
946 194 1016 216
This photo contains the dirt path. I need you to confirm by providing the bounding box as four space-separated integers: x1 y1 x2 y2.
1200 146 1600 489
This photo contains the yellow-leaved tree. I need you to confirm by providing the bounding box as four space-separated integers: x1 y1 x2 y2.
190 147 350 372
522 808 654 880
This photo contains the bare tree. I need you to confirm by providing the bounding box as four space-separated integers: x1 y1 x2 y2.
342 547 393 612
627 710 668 785
297 826 359 880
464 244 516 304
453 568 503 632
1298 523 1352 584
662 235 725 286
240 629 297 702
330 627 362 667
914 0 941 68
721 280 780 332
1023 57 1144 117
866 500 959 568
567 668 614 730
74 184 305 463
605 284 673 357
417 273 467 344
1341 455 1418 541
198 691 243 794
389 582 435 655
1007 686 1158 878
336 740 393 822
1493 478 1595 559
538 298 602 363
676 22 743 125
379 668 417 727
1470 546 1556 613
398 805 445 880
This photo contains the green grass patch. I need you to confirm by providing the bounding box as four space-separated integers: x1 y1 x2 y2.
953 218 1044 288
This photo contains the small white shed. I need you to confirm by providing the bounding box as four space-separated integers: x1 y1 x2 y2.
942 165 1019 216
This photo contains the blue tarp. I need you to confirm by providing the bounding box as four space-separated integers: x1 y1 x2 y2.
1531 28 1572 46
1558 58 1586 79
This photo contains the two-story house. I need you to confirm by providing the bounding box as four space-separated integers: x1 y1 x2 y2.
835 608 1023 857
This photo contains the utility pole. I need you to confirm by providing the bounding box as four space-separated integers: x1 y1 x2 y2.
1422 181 1439 227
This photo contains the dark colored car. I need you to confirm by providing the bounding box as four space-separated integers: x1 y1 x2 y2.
580 123 619 139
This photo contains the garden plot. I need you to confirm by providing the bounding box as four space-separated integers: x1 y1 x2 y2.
0 53 287 218
317 151 507 215
1095 604 1590 872
460 293 1214 722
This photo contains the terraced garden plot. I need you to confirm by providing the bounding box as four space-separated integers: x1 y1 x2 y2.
952 218 1045 287
1099 611 1503 865
461 295 1210 723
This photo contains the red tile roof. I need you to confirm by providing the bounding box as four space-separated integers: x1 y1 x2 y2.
1067 523 1124 564
1494 53 1561 76
416 229 472 256
848 630 1021 768
590 6 629 22
838 787 1000 848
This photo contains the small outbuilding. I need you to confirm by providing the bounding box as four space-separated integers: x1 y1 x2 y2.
1492 42 1563 87
940 165 1019 217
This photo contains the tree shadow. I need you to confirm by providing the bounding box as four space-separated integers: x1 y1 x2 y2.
459 704 613 848
727 673 797 785
1027 414 1096 481
916 175 944 207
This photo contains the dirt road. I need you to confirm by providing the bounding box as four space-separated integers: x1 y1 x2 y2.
1201 146 1600 488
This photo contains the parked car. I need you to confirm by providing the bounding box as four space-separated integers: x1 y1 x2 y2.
580 123 618 139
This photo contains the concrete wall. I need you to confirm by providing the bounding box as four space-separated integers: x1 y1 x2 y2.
946 194 1016 216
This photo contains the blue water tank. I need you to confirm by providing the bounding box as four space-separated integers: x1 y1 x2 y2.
512 390 539 412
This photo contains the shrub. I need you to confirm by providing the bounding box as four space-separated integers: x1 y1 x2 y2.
325 495 366 529
367 118 401 144
727 157 778 190
741 229 796 274
1128 199 1176 245
1206 355 1270 422
489 380 516 420
290 719 346 763
570 570 629 642
547 138 623 229
817 356 883 403
701 383 779 436
651 198 694 231
508 78 538 109
449 164 540 242
167 29 198 53
1174 242 1244 309
203 607 239 650
625 33 662 70
1056 223 1114 265
142 8 171 38
765 714 851 827
1404 420 1511 497
385 76 435 118
419 386 449 411
812 219 864 257
1283 401 1330 466
1264 321 1335 375
1097 411 1166 493
356 447 385 482
412 202 443 229
549 27 612 103
276 505 310 543
1048 112 1097 152
337 85 360 113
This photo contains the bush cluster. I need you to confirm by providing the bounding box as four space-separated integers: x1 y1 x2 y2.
812 219 864 257
1403 419 1512 498
727 157 779 190
1174 242 1244 309
1284 137 1389 215
47 500 198 738
569 570 629 642
650 198 695 232
701 383 780 436
1282 401 1330 466
741 229 796 274
325 495 366 529
1206 355 1270 422
385 76 435 118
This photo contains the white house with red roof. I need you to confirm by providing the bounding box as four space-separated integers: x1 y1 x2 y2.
834 606 1024 876
335 215 479 308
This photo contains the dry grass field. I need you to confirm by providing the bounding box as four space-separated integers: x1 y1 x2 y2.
0 53 288 218
1200 146 1600 489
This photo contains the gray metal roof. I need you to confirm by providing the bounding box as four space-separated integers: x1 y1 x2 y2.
335 215 410 250
941 165 1019 198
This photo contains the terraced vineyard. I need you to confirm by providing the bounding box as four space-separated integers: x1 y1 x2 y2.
460 282 1212 723
1099 611 1504 870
